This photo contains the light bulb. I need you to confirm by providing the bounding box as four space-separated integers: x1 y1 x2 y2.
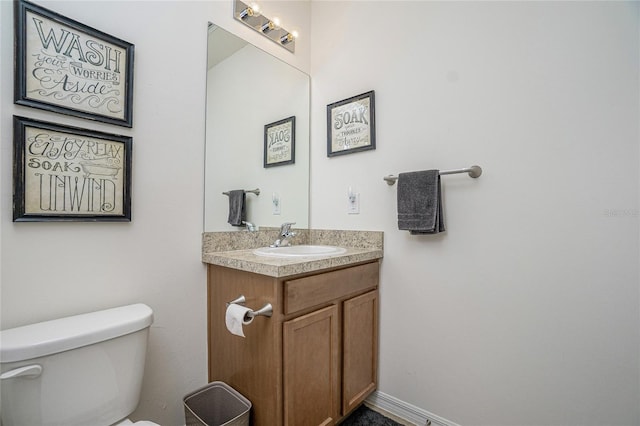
249 2 261 16
279 33 293 45
260 21 275 34
238 7 254 19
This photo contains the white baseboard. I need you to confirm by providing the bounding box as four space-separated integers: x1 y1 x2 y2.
366 391 461 426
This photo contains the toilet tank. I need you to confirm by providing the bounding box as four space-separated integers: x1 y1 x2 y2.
0 304 154 426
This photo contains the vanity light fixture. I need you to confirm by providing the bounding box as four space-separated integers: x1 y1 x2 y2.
233 0 296 53
260 21 275 34
239 1 260 19
279 33 294 45
238 6 254 20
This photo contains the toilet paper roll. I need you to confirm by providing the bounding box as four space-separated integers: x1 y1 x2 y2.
225 303 254 337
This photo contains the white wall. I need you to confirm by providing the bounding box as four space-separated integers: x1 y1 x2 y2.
310 2 639 425
0 1 310 425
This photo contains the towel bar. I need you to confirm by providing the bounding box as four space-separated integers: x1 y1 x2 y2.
383 165 482 185
222 188 260 196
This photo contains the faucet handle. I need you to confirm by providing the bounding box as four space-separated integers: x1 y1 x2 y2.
280 221 296 235
271 222 297 247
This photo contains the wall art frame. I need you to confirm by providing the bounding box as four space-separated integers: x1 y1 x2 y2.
13 116 132 222
14 0 135 127
326 90 376 157
264 116 296 168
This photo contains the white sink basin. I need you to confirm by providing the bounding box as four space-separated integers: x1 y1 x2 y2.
253 245 347 258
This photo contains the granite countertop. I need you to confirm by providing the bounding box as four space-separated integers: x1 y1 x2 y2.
202 229 383 278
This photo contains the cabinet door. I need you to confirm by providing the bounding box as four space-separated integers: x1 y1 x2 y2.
342 290 378 414
283 305 339 426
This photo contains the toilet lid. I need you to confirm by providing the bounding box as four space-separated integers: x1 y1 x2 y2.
114 419 160 426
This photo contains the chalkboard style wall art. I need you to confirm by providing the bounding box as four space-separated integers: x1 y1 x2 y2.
13 116 132 222
264 116 295 168
326 91 376 157
14 0 135 127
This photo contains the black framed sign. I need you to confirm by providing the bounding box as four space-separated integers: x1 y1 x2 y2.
14 0 134 127
264 116 295 167
327 90 375 157
13 116 132 222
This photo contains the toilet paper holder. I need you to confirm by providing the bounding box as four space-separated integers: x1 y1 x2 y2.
226 295 273 319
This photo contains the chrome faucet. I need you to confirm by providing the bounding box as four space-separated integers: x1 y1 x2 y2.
270 222 296 247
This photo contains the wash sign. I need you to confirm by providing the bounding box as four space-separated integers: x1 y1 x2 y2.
15 0 134 127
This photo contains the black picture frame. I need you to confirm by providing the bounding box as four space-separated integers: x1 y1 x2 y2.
14 0 135 127
264 116 296 168
13 116 132 222
326 90 376 157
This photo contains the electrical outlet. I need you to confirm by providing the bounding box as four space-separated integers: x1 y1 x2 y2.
347 192 360 214
272 193 281 215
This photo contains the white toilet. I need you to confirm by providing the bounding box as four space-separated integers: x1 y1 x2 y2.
0 303 160 426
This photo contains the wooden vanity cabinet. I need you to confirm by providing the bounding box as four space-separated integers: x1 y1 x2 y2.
283 304 340 425
207 260 379 426
342 290 378 414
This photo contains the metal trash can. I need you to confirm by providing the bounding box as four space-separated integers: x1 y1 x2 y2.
183 381 251 426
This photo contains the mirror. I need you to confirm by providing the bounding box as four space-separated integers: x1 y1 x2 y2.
204 23 310 231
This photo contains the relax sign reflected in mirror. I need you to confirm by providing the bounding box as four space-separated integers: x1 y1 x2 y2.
204 24 310 231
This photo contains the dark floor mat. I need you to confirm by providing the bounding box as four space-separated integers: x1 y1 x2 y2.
341 405 403 426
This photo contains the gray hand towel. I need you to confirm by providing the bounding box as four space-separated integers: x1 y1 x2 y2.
397 170 445 234
227 190 246 227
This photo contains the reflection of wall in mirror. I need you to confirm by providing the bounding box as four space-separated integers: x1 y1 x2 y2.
205 40 309 231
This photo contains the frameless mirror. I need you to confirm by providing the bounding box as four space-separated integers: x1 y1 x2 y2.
204 23 310 232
